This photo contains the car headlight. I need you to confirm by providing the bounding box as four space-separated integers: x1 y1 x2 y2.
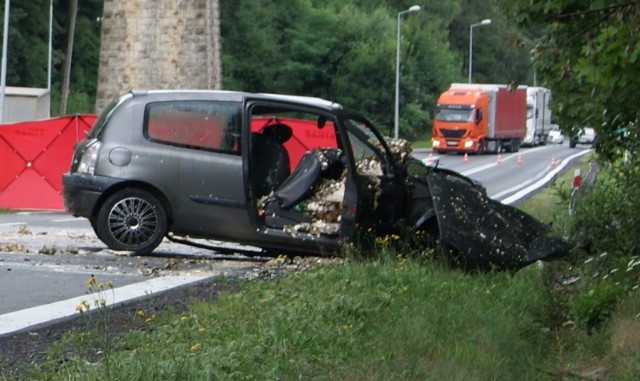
76 141 101 175
464 139 474 148
432 139 440 148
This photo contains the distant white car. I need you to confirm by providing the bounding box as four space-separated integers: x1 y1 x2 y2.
547 124 564 144
579 127 597 143
569 127 596 148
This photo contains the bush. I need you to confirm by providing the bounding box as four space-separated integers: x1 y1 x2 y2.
568 158 640 331
571 159 640 256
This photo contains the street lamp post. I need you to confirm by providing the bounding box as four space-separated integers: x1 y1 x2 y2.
0 0 10 124
394 4 420 140
468 19 491 84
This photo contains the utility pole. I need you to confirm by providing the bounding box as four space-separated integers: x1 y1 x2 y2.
0 0 10 123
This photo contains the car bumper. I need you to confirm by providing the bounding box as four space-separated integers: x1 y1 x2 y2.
62 173 121 217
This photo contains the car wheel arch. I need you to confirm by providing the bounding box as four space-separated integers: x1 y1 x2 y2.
91 181 174 228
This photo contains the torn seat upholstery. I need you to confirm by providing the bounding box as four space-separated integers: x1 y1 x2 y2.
263 148 343 229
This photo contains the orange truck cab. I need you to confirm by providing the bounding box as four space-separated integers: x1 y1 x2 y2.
431 84 526 154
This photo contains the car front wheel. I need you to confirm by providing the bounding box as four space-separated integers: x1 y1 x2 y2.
95 189 167 255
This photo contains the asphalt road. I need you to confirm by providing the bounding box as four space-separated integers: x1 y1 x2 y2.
0 141 592 336
0 212 264 335
412 141 594 204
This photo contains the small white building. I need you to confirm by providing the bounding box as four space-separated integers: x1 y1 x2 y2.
1 86 50 123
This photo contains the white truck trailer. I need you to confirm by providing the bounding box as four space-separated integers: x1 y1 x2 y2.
523 87 552 146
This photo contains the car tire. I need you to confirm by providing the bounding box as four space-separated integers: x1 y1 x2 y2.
90 217 107 242
95 188 167 255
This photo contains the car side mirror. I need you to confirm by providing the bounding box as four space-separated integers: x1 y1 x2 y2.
475 109 483 124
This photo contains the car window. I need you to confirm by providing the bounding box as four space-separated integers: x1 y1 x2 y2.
344 118 389 177
145 100 242 154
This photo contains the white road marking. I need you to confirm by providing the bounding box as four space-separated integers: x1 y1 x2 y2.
499 149 593 204
0 274 213 336
53 218 85 223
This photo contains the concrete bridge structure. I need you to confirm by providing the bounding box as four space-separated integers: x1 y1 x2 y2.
95 0 222 113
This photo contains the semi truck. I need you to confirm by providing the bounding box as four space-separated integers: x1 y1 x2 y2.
523 86 552 146
431 83 527 154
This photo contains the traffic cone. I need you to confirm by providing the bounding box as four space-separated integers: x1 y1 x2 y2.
426 152 433 164
516 155 522 165
463 153 469 163
550 157 557 168
496 154 502 165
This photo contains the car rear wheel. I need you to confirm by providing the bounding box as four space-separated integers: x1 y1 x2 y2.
95 189 167 255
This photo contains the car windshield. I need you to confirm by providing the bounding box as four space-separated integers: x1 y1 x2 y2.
436 107 473 122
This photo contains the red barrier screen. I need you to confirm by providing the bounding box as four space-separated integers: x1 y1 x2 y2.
0 115 96 210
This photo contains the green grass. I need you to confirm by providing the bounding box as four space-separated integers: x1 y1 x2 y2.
410 139 432 149
35 260 554 380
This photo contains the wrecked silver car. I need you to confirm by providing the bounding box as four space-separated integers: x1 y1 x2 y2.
62 90 566 269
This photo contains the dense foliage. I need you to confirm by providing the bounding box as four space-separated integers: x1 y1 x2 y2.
501 0 640 163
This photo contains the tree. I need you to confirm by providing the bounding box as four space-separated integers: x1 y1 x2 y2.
59 0 78 115
448 0 533 85
0 0 102 115
501 0 640 162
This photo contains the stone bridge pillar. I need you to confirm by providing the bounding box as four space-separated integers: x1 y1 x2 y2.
95 0 222 113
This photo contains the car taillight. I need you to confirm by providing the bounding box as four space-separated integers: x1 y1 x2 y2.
76 141 101 175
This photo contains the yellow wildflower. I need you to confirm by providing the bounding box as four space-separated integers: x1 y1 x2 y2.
190 342 201 352
86 274 96 288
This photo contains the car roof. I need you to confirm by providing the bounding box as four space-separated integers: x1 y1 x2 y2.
128 89 343 112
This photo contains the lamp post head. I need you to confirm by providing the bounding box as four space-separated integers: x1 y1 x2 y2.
481 19 492 25
409 5 421 12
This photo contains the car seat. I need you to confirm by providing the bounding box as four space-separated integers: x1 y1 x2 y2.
250 123 293 199
263 148 343 229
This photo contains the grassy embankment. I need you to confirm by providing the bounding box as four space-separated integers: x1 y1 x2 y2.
24 154 640 380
